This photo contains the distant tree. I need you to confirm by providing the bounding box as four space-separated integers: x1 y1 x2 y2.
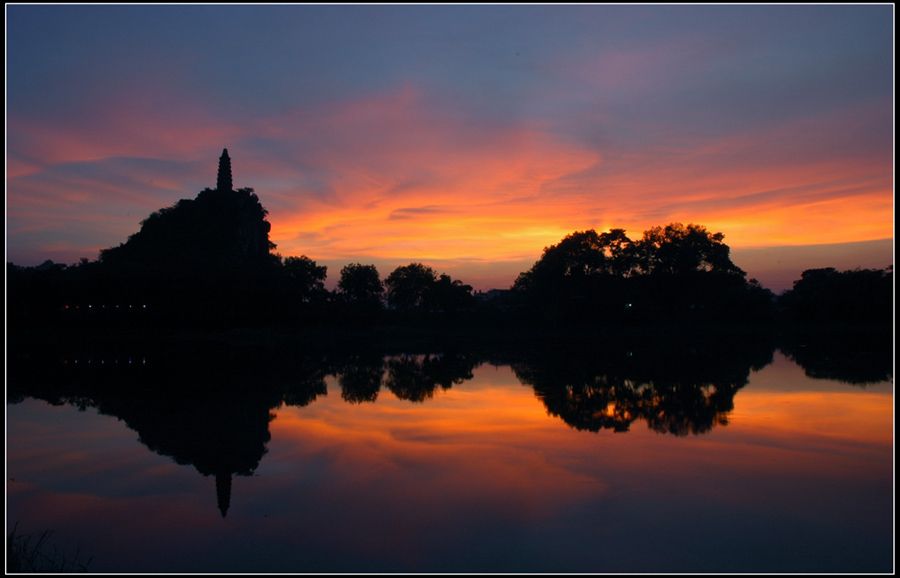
778 266 893 324
337 263 384 307
280 255 328 303
385 263 437 310
425 273 477 313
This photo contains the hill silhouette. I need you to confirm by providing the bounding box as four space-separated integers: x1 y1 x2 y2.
98 150 275 279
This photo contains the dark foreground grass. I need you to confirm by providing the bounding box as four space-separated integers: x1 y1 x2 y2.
7 523 93 573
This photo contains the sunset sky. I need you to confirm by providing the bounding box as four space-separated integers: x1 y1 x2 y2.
6 5 894 292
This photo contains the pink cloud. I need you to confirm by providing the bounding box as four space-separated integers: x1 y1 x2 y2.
6 77 891 290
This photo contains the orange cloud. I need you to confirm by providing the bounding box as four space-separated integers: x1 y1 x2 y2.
260 88 891 274
6 81 891 287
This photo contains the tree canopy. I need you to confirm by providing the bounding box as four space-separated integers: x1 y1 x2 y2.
384 263 475 312
512 223 768 323
337 263 385 307
279 255 328 303
385 263 438 310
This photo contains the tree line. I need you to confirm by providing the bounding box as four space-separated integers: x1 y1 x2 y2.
8 226 891 330
5 175 892 330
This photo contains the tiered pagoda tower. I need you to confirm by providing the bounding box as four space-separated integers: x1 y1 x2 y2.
216 148 233 192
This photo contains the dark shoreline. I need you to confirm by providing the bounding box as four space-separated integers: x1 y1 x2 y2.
9 315 892 356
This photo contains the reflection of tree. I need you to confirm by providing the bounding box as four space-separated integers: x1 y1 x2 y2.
279 355 330 408
512 336 773 436
779 331 893 386
384 353 479 402
638 380 741 435
525 374 641 433
335 354 385 404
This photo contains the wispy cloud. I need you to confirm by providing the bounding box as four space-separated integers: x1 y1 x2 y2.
6 5 893 290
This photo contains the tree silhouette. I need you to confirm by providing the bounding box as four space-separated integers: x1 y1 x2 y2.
337 263 384 308
778 266 892 324
512 223 770 323
425 274 477 313
385 263 438 310
279 255 328 304
633 223 744 276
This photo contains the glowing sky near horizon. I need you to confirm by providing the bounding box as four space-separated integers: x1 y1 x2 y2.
6 5 894 292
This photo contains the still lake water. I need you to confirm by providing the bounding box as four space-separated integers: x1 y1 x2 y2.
6 334 894 573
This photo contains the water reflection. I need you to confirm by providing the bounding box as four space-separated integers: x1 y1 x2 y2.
384 353 480 402
6 332 892 522
336 353 385 403
511 337 775 435
8 344 284 517
778 330 893 386
6 332 894 572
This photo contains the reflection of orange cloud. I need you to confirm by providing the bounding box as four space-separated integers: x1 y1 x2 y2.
263 360 894 540
728 389 893 446
269 369 608 521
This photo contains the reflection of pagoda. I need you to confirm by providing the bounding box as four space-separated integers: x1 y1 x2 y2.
216 472 232 517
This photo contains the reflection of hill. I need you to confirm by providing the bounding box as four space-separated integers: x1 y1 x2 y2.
99 149 273 279
511 335 776 435
97 387 276 517
7 342 295 517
